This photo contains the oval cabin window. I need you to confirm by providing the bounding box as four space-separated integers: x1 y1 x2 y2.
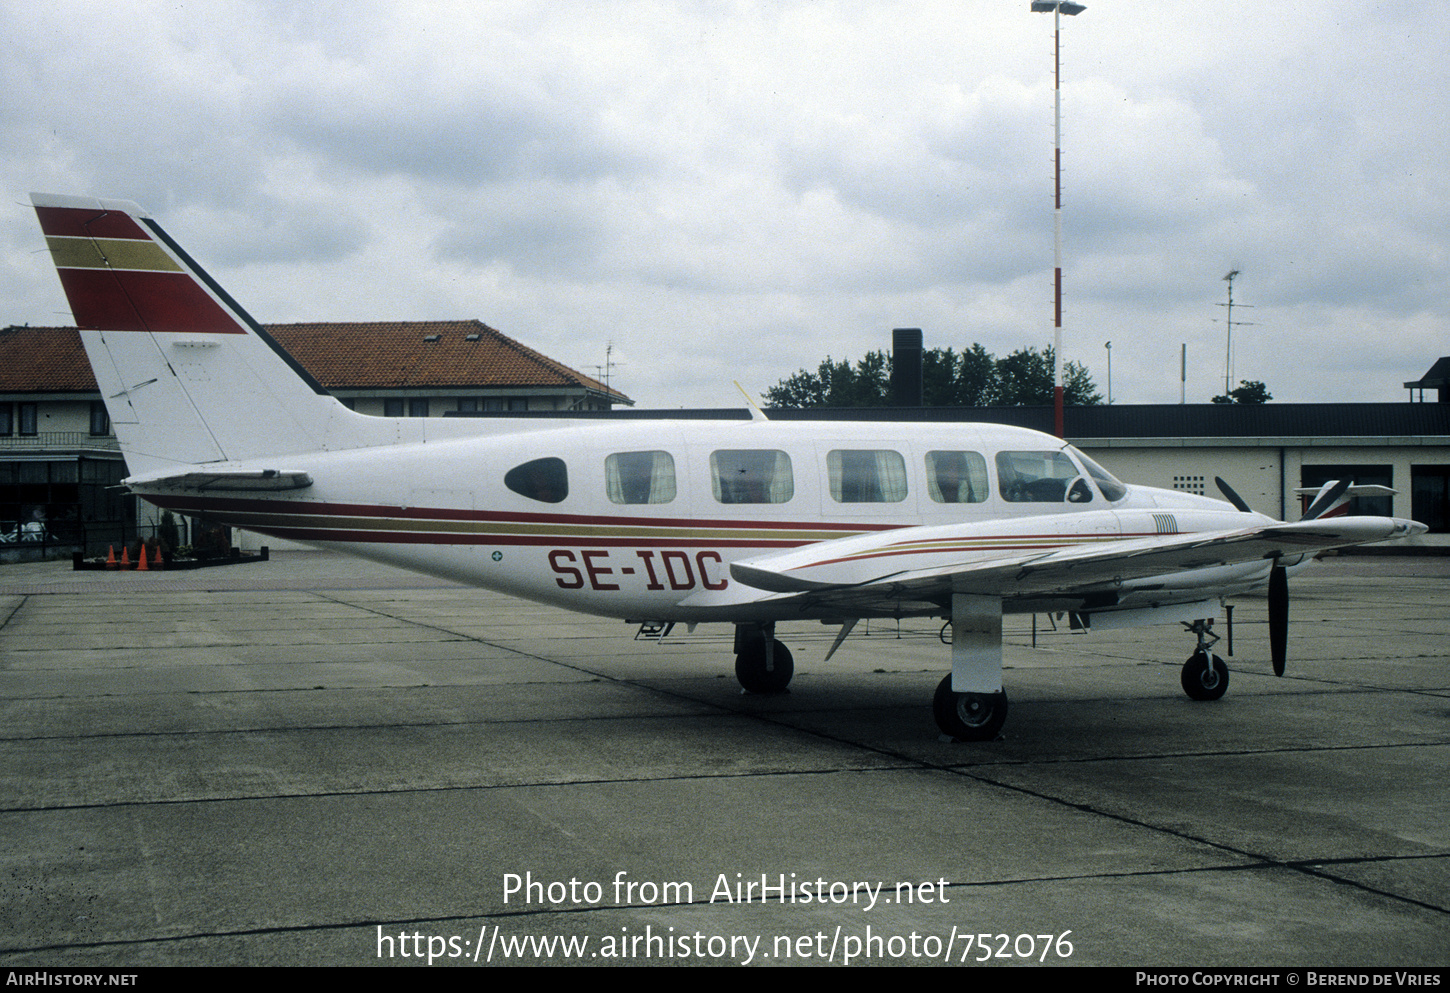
504 457 568 504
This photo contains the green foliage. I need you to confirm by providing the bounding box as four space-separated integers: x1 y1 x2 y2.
158 510 180 555
763 344 1103 409
1211 380 1273 405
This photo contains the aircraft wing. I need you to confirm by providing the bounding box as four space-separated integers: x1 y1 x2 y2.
727 515 1423 611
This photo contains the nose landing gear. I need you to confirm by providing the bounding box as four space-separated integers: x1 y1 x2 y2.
1180 618 1229 701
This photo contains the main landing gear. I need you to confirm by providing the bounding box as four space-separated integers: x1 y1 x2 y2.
1180 619 1229 701
733 622 794 694
932 678 1008 742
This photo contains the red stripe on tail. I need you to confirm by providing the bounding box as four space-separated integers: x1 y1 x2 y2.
34 205 150 240
56 267 245 333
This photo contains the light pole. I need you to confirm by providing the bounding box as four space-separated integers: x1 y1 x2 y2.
1031 1 1086 437
1104 340 1111 404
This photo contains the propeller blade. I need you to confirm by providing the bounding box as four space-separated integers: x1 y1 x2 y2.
1215 477 1252 513
1268 563 1288 676
1302 478 1351 521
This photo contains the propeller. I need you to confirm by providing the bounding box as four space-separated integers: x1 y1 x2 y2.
1268 560 1287 676
1214 476 1252 513
1302 478 1351 521
1217 476 1296 675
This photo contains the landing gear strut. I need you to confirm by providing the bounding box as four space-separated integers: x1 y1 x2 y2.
1180 619 1229 701
734 623 793 693
932 593 1008 741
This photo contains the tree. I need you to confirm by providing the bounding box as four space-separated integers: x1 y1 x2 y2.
763 343 1103 409
1211 380 1272 405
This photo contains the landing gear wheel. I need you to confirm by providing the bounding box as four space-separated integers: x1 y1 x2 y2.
735 639 794 693
1181 651 1229 701
933 676 1008 741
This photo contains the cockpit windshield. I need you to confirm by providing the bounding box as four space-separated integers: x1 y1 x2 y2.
1068 446 1128 502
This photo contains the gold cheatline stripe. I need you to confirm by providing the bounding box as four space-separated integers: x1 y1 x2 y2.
46 236 182 273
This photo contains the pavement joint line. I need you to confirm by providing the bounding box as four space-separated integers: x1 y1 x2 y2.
0 594 26 633
0 766 923 815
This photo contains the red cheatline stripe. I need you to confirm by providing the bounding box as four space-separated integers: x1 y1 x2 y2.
143 494 895 533
35 205 150 240
200 525 813 549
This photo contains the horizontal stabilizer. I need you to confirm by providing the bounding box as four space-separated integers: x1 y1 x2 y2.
129 469 314 492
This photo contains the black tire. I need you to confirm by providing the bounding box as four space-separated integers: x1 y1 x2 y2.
932 675 1008 741
735 639 794 693
1181 651 1229 701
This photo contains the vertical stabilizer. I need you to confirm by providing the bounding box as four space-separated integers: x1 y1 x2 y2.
31 193 361 477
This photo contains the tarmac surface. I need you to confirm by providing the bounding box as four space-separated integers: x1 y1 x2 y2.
0 551 1445 968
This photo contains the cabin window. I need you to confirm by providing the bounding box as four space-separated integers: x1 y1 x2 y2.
606 451 676 505
0 404 11 437
827 450 907 503
996 450 1093 503
925 451 989 503
18 403 37 437
504 457 568 504
711 450 793 504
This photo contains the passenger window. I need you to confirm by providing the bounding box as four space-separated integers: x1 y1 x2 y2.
827 450 907 503
711 450 793 504
996 450 1092 503
504 457 568 504
925 451 989 503
606 451 676 505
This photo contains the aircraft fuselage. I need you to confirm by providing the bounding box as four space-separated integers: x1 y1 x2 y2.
133 417 1272 622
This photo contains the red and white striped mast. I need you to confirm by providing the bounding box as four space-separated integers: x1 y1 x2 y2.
1032 1 1085 437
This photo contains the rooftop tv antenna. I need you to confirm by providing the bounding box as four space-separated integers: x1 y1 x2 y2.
592 342 619 392
1217 270 1257 395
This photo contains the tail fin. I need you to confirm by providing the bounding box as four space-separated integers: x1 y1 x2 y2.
31 193 358 477
1296 481 1398 522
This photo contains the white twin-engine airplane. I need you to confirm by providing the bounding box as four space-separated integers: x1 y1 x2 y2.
31 193 1425 740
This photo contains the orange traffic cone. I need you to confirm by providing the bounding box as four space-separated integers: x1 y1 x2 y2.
106 546 117 569
120 545 131 568
137 545 149 571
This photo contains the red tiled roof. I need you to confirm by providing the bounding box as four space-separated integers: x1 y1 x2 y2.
0 321 631 403
0 326 96 392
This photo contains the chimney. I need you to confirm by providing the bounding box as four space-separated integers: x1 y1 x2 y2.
891 328 923 406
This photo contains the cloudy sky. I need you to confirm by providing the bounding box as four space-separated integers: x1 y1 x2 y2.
3 1 1446 408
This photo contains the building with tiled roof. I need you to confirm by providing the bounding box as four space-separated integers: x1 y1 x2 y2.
1 321 630 558
1 320 629 414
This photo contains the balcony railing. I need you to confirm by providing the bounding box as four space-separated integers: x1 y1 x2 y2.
0 432 120 452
